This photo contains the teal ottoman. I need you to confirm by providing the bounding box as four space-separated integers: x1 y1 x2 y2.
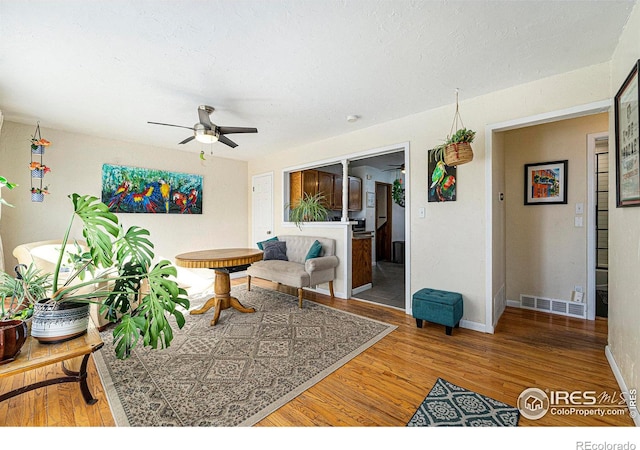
412 288 463 335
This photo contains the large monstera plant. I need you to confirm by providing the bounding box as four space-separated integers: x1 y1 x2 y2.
43 193 189 359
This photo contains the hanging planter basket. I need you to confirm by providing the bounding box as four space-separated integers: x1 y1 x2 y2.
31 192 44 202
31 145 45 155
432 89 475 167
31 169 44 178
444 142 474 166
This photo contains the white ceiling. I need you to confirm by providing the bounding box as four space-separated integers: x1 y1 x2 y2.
0 0 635 163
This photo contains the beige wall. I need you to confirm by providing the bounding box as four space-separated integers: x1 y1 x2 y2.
608 0 640 410
503 113 608 303
0 122 249 273
248 61 612 327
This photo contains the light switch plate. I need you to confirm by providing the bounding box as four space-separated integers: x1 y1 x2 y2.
574 216 583 227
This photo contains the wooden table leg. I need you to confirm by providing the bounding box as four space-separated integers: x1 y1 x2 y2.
190 269 255 326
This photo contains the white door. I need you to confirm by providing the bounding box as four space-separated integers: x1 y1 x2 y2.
252 172 274 247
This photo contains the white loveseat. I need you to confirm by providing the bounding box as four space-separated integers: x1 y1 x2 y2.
247 235 339 307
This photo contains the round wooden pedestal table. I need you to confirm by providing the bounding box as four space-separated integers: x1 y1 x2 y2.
175 248 264 326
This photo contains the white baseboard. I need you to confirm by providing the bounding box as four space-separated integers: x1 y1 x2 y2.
506 299 521 307
460 319 491 334
605 345 639 426
351 283 372 295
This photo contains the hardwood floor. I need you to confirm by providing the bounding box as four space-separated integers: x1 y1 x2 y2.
1 277 634 427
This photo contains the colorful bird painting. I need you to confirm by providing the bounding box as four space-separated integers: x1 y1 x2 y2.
185 189 198 214
101 164 203 214
108 180 131 210
172 191 187 213
124 182 161 213
430 160 447 189
428 159 456 203
159 180 171 213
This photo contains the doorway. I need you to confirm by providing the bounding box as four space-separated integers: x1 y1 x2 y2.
487 101 611 333
592 135 609 318
251 172 274 247
375 181 392 261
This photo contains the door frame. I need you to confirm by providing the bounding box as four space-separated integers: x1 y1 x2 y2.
587 132 609 321
251 172 274 248
485 100 611 333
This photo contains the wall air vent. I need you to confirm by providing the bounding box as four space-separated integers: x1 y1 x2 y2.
519 294 587 319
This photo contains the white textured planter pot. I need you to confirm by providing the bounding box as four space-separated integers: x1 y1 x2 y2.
31 300 90 344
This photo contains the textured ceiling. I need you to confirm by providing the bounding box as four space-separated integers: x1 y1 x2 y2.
0 0 635 162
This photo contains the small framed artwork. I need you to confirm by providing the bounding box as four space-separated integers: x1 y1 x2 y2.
428 151 456 202
366 191 375 208
524 160 568 205
614 59 640 207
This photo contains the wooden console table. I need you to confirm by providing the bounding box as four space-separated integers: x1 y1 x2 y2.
0 322 104 405
175 248 263 326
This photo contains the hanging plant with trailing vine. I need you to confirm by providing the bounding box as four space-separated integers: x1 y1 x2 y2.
392 178 405 207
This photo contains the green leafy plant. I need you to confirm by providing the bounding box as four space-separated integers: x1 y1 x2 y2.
0 264 52 321
33 193 190 359
447 127 476 145
392 179 405 207
0 175 17 208
430 127 476 162
286 192 329 230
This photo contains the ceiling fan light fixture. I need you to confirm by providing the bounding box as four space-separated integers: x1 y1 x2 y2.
194 124 219 144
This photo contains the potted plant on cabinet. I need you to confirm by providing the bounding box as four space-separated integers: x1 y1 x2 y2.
27 193 190 359
286 192 329 230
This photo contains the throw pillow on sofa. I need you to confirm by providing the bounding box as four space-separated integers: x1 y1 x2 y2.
257 236 278 250
305 239 323 260
263 240 288 261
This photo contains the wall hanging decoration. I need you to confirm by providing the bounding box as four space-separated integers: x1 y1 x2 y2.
428 150 456 202
524 160 568 205
29 123 51 202
30 186 49 203
392 179 405 207
101 164 203 214
431 89 475 167
614 59 640 207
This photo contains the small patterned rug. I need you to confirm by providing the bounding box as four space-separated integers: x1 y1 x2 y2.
407 378 520 426
94 285 396 426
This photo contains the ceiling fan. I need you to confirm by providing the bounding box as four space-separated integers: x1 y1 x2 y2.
383 163 405 173
148 105 257 148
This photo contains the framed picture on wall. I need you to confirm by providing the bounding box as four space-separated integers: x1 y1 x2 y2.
614 59 640 207
366 191 375 208
524 160 568 205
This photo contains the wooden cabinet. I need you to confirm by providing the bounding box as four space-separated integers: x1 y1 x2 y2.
317 171 334 209
289 170 318 208
352 237 372 288
348 176 362 211
328 174 361 211
332 175 343 210
290 170 362 211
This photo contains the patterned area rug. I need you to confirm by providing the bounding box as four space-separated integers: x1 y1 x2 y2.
407 378 520 426
94 285 396 426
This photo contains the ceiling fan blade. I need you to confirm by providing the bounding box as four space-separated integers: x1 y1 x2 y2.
148 121 195 131
218 135 238 148
178 136 195 145
218 126 258 135
198 107 213 129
